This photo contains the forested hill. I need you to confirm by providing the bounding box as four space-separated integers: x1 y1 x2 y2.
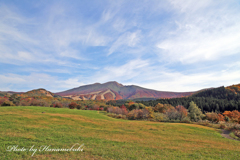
192 86 240 100
137 84 240 113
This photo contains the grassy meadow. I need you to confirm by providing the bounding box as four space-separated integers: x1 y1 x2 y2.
0 106 239 159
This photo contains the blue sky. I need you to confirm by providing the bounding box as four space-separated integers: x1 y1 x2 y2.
1 0 240 92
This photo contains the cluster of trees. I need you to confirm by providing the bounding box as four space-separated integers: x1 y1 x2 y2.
106 101 202 122
67 102 106 111
0 94 110 110
106 100 240 124
137 87 240 112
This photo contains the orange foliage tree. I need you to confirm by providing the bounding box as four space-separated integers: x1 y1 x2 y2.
176 105 188 119
154 103 174 113
223 110 240 123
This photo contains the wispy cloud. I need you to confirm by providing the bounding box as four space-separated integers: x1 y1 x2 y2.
156 0 240 64
93 59 149 82
0 73 85 92
108 30 141 55
1 0 240 92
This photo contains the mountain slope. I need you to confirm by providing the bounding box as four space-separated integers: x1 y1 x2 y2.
55 81 194 100
19 88 55 97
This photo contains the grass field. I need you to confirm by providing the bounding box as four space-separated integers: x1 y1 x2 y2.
0 106 239 159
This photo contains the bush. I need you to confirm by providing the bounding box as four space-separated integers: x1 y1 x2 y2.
205 112 225 123
107 107 128 115
1 100 15 106
0 98 8 106
77 104 84 110
19 100 31 106
55 103 63 108
92 104 100 110
127 109 149 120
197 120 211 127
223 110 240 123
220 124 226 129
103 106 108 111
176 105 188 120
233 130 240 138
153 113 168 122
68 102 77 109
180 117 191 123
165 108 181 121
154 103 174 113
30 99 49 107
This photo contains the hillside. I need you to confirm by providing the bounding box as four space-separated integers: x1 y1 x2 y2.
0 106 239 159
55 81 194 100
138 84 240 112
18 88 55 98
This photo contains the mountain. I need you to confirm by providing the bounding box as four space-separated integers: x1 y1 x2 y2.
55 81 194 100
19 88 55 98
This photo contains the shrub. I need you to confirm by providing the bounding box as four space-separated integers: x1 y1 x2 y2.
129 103 139 111
180 117 191 123
197 120 211 127
127 109 141 120
154 103 174 113
107 106 128 115
1 100 15 106
145 107 154 119
165 108 181 121
176 105 188 120
103 106 108 111
153 113 168 122
68 102 77 109
223 110 240 123
30 99 49 107
55 103 63 108
220 124 226 129
0 98 8 106
77 104 84 110
205 112 219 122
19 100 31 106
233 130 240 138
92 104 100 110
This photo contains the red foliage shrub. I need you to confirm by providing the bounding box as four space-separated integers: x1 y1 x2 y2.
107 107 128 115
176 105 188 117
92 104 100 110
68 102 77 109
127 109 149 120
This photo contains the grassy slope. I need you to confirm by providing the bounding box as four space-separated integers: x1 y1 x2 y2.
0 107 239 160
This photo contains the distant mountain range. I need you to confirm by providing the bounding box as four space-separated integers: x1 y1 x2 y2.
55 81 194 100
3 81 239 101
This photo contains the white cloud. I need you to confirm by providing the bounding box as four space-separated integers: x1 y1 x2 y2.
156 0 240 64
108 30 141 55
0 73 85 92
1 0 240 93
140 69 240 92
93 59 149 82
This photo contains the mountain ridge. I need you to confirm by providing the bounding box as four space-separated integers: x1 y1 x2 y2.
55 81 194 100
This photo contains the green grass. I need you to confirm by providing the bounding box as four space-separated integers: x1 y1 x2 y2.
0 106 240 159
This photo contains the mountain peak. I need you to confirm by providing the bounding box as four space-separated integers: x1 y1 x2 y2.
56 81 194 100
104 81 124 87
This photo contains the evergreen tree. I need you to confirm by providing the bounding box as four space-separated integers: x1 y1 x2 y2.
188 101 204 122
